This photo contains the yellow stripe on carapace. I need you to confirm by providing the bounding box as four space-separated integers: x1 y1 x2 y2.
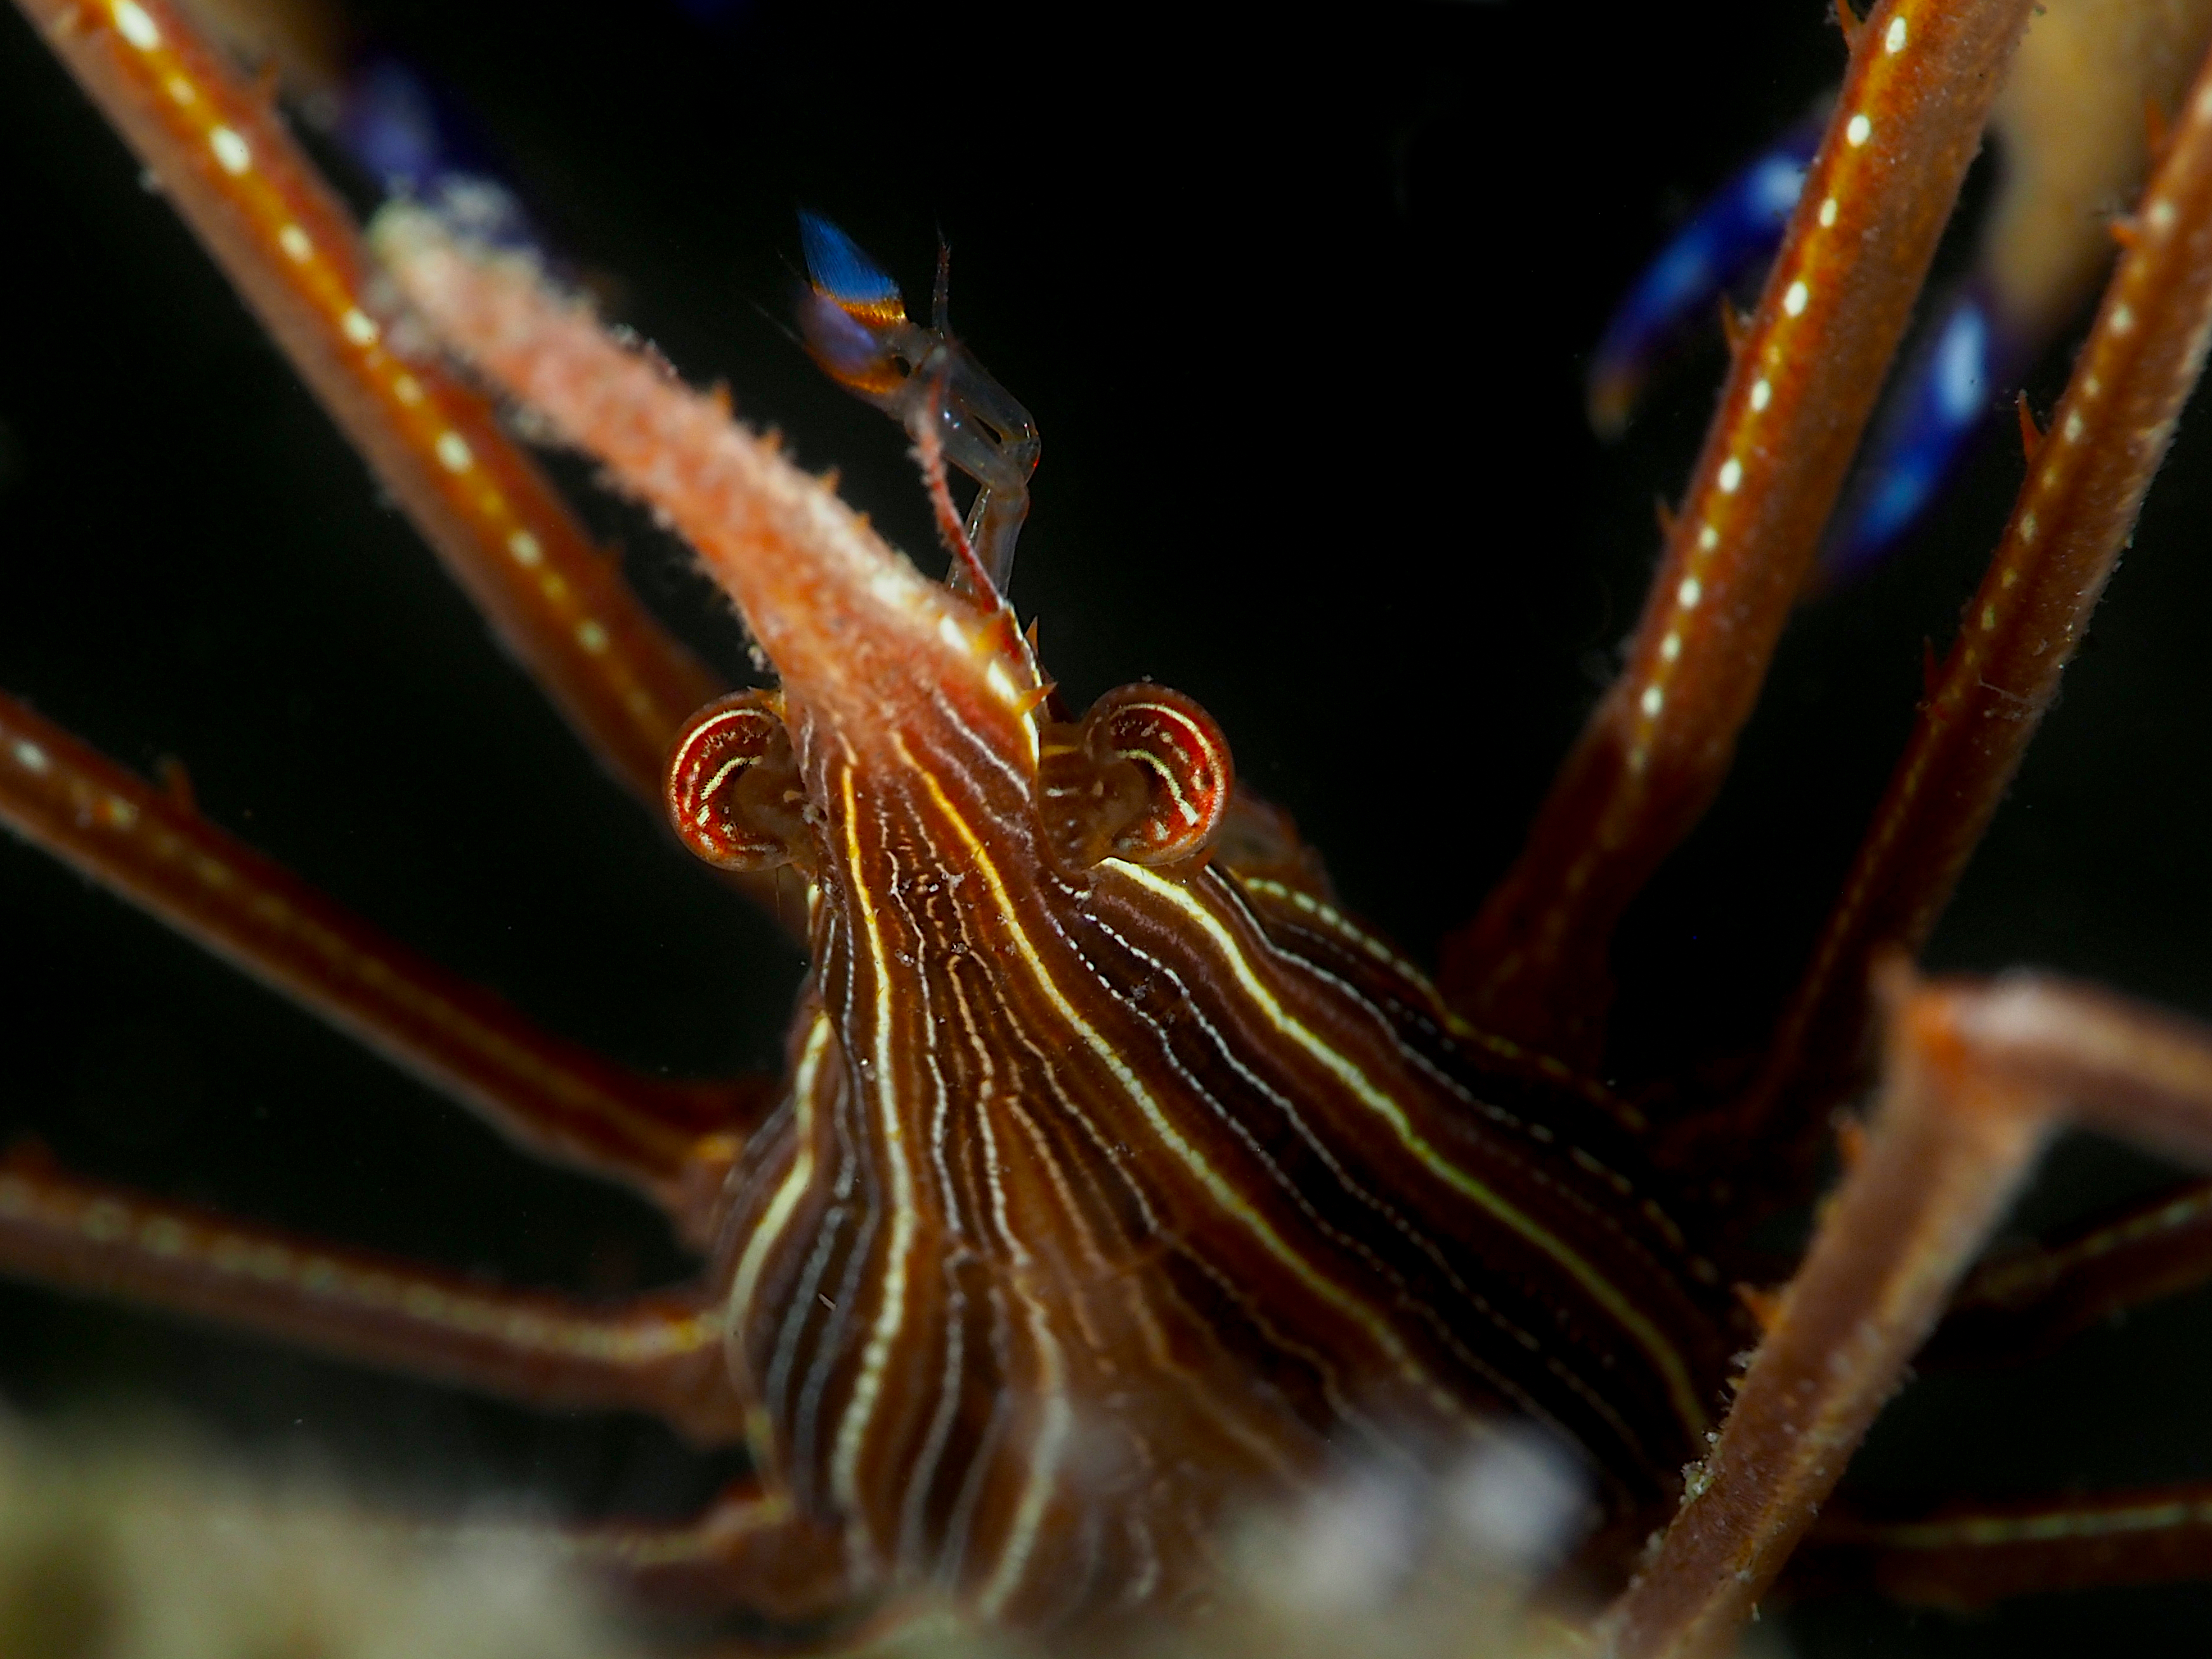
726 1012 830 1356
1236 876 1441 990
829 761 924 1527
902 753 1470 1426
975 1303 1072 1618
1119 864 1711 1437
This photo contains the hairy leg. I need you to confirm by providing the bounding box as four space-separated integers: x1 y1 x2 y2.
9 0 722 805
0 690 764 1237
0 1140 890 1639
1795 1480 2212 1610
1440 0 2036 1064
1927 1172 2212 1363
1733 27 2212 1181
1607 968 2212 1657
0 1143 748 1443
558 1481 883 1638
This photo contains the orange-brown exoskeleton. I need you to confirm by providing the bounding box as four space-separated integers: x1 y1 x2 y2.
16 3 2212 1657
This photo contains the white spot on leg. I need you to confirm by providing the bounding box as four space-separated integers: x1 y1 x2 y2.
1749 377 1771 411
2149 198 2176 235
209 126 250 175
110 1 160 50
1846 114 1872 147
1883 15 1906 52
2019 511 2038 545
576 620 609 654
1677 576 1703 608
1639 685 1664 717
11 740 49 775
341 308 379 346
435 431 473 472
2062 411 2083 443
1783 280 1809 316
507 530 543 566
2111 303 2135 335
1698 524 1718 550
1717 458 1743 493
1818 196 1838 228
278 224 312 262
1660 632 1681 663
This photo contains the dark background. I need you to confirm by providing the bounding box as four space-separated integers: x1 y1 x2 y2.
6 0 2212 1651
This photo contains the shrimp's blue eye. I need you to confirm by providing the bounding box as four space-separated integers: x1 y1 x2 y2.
798 211 902 311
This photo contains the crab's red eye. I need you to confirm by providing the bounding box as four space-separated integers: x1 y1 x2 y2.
664 691 809 871
1089 685 1234 864
1041 684 1232 869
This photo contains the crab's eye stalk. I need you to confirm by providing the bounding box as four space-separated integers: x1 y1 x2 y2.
1039 684 1233 869
664 691 811 872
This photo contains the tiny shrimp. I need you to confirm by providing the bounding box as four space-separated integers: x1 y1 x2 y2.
793 211 1040 590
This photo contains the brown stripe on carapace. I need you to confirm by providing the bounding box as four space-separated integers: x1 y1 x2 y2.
706 691 1737 1626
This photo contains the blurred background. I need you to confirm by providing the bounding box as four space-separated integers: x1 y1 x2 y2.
5 0 2212 1651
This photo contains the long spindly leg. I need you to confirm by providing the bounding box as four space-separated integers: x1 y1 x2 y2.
557 1485 885 1638
1770 1174 2212 1608
10 0 729 812
1728 28 2212 1182
0 1148 905 1641
1439 0 2036 1064
1925 1173 2212 1364
0 690 767 1240
1793 1479 2212 1610
1604 968 2212 1658
0 1145 746 1444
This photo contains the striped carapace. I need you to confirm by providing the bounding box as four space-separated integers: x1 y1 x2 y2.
368 201 1740 1622
16 3 2212 1657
